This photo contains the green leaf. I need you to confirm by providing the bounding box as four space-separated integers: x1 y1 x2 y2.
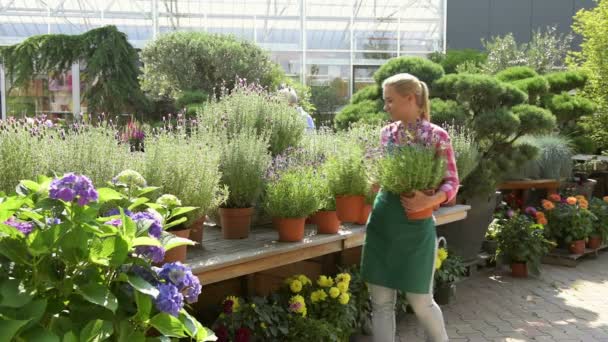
128 275 159 298
77 283 118 313
0 318 31 341
63 331 78 342
28 224 62 256
8 298 47 322
128 197 150 211
134 291 152 322
0 279 33 308
149 313 187 338
0 237 32 264
19 324 60 342
79 319 113 342
96 188 124 202
136 186 160 198
117 320 146 342
90 236 129 267
167 207 198 221
163 217 188 231
133 236 161 247
19 180 41 193
159 232 195 251
179 310 198 337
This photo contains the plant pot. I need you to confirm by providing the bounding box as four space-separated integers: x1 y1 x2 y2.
335 195 364 223
587 235 602 250
356 204 373 225
276 217 306 242
315 211 341 234
163 229 191 263
434 283 455 305
188 216 206 245
568 239 586 254
219 207 254 239
510 262 528 278
482 239 498 256
403 189 437 220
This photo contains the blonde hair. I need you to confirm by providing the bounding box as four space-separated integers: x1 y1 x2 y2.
382 73 431 121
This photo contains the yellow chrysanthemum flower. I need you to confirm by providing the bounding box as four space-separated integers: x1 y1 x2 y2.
290 279 303 293
339 293 350 305
335 273 351 283
437 248 448 262
224 295 240 312
337 281 349 294
288 295 307 316
310 289 328 303
329 287 340 298
435 258 443 270
317 275 334 287
297 274 312 286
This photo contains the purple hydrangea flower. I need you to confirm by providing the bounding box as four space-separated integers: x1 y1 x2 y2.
135 245 165 264
107 218 123 227
46 217 62 226
4 217 34 235
157 262 202 304
155 283 183 317
103 208 133 217
49 173 98 206
131 211 163 238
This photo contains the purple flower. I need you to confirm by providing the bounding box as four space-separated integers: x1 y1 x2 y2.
46 217 62 226
107 218 123 227
4 217 34 235
131 211 163 238
154 283 183 317
104 208 133 217
135 245 165 264
157 262 202 304
506 209 515 219
49 173 98 206
525 206 537 217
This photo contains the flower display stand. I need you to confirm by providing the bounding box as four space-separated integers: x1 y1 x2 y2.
541 244 608 267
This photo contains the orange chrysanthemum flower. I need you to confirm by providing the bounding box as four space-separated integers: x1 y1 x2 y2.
541 199 555 210
566 197 577 205
548 194 561 202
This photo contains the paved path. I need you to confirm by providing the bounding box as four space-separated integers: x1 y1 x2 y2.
395 251 608 341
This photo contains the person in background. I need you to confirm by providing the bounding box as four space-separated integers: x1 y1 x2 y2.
279 87 315 130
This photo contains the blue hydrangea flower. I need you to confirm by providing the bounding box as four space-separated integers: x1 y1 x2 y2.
131 211 163 238
157 262 202 304
45 217 62 226
49 173 98 206
103 208 133 217
155 283 183 317
135 245 165 264
4 217 34 235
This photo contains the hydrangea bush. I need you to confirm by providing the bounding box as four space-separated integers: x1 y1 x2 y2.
0 171 214 341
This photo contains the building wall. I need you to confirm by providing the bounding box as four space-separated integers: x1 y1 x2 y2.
446 0 597 50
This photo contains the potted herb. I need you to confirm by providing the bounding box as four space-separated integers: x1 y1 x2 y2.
434 246 466 305
218 132 271 239
265 167 321 242
587 197 608 249
325 145 368 223
494 211 554 277
543 194 595 254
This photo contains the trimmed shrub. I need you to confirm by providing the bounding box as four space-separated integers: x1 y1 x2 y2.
510 76 550 105
495 66 538 82
430 99 469 127
544 71 588 93
334 100 387 130
428 49 487 74
546 93 596 123
374 57 445 90
511 104 556 135
351 85 381 104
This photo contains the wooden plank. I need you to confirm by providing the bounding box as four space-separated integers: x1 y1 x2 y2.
197 240 343 285
343 231 365 249
497 179 560 190
541 245 607 267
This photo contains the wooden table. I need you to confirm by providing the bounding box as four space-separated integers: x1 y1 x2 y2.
186 205 471 285
497 179 560 209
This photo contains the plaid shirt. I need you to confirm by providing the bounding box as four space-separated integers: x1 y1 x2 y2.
380 120 460 203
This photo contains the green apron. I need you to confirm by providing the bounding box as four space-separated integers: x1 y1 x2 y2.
360 190 436 294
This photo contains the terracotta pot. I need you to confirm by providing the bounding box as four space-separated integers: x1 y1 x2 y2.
510 262 528 278
276 217 306 242
163 229 191 263
219 207 254 239
587 236 602 250
315 211 341 234
356 204 373 225
188 216 206 244
568 239 586 255
403 190 436 220
335 195 364 223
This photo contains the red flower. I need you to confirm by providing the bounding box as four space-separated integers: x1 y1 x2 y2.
223 299 234 314
235 327 251 342
214 325 229 342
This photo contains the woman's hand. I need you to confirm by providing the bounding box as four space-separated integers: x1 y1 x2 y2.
400 191 446 213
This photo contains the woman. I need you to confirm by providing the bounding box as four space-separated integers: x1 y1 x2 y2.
360 73 459 342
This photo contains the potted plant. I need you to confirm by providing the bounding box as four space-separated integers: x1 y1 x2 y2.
543 194 595 254
356 188 376 225
218 132 271 239
434 246 466 305
314 172 341 234
265 167 321 242
325 145 368 223
587 197 608 249
494 210 554 277
0 172 214 341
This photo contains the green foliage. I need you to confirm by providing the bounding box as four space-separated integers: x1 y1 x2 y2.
445 125 480 182
428 49 487 74
571 1 608 111
430 98 469 127
511 104 556 135
325 145 368 197
140 31 284 100
0 26 147 114
511 76 550 105
375 145 446 195
0 173 211 341
545 198 595 243
175 90 208 110
589 197 608 241
218 131 270 208
351 84 381 104
545 93 596 125
544 71 588 93
281 78 316 115
265 168 321 218
508 135 573 180
577 113 608 152
473 108 521 140
373 57 445 89
494 212 554 274
310 78 348 114
334 100 387 131
434 253 467 286
495 67 538 82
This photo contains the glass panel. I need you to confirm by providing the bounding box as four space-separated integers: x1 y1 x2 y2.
306 20 350 50
256 19 300 50
6 70 74 120
353 51 396 65
270 51 302 78
400 22 440 54
205 17 255 41
353 19 399 52
306 52 349 102
306 1 352 19
353 65 379 92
